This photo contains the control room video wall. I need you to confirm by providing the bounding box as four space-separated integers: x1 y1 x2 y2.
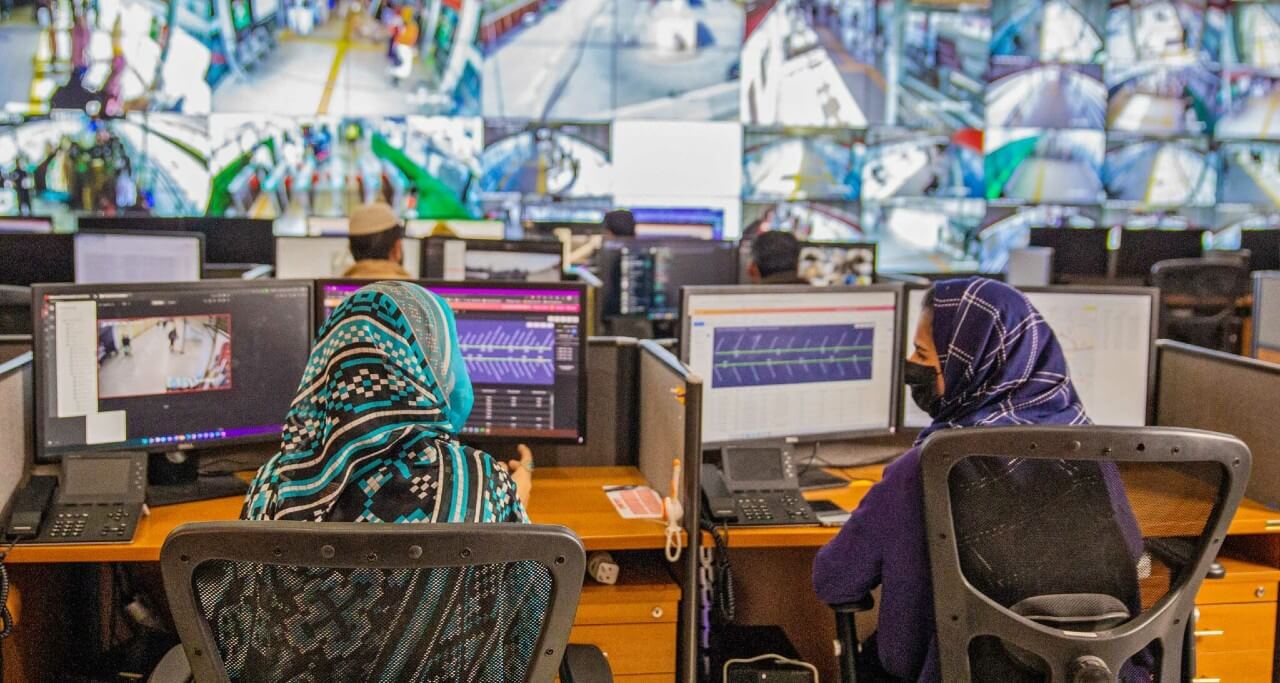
1 0 1278 272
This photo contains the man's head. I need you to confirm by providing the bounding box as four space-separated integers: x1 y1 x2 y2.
748 230 802 283
348 202 405 263
602 209 636 237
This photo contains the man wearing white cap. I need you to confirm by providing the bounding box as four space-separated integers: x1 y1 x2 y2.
344 202 412 280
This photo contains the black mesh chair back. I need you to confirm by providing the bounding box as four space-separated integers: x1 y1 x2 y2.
921 426 1249 682
161 522 586 683
1151 259 1251 352
0 286 31 335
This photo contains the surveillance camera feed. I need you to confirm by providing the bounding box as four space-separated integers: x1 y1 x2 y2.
985 128 1106 204
991 0 1106 64
1103 136 1218 207
97 315 232 399
479 121 611 198
861 127 983 200
742 127 863 202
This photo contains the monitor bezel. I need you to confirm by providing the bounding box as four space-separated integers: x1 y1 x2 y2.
76 216 276 265
312 278 591 446
896 283 1160 431
0 233 75 286
679 283 905 447
74 228 206 282
31 279 316 463
1115 228 1208 278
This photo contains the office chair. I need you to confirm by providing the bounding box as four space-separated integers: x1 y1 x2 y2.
157 522 611 682
830 425 1249 682
1151 258 1252 353
0 286 31 335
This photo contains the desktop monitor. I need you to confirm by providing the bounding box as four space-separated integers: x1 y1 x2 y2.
32 280 314 463
681 285 903 446
73 231 203 284
1028 228 1110 278
77 216 275 265
421 238 564 282
1240 230 1280 272
315 280 588 444
1115 229 1207 279
0 234 74 286
631 207 723 240
0 216 53 233
900 285 1157 429
273 236 422 279
307 216 350 236
736 240 877 286
598 239 739 320
406 218 506 240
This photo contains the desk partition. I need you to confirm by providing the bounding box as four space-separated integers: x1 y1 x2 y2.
549 337 640 468
0 352 32 521
637 340 702 683
1253 272 1280 363
1156 340 1280 511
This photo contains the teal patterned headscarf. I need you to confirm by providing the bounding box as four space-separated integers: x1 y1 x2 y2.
242 281 524 523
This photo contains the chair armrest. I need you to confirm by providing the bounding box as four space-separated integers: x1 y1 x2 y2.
831 595 876 614
559 643 613 683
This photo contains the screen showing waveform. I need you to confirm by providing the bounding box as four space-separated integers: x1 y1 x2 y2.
457 320 555 386
712 324 876 389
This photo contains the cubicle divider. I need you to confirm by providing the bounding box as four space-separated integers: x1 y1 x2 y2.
637 340 703 683
1253 272 1280 364
549 337 641 468
1155 340 1280 510
0 352 33 521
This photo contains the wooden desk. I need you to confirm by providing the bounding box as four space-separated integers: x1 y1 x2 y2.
6 466 668 564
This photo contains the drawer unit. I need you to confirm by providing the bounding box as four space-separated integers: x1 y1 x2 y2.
569 556 680 678
1189 557 1280 683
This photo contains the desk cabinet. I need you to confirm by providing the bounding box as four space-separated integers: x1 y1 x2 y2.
568 558 680 680
1192 558 1280 683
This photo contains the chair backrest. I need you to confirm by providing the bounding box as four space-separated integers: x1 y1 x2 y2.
0 286 31 336
1150 259 1251 306
161 522 586 683
921 426 1249 682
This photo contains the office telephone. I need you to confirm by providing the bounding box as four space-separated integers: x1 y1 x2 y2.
701 446 815 526
19 453 147 544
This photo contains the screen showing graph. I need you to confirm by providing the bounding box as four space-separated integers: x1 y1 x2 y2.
317 281 586 443
901 287 1154 429
683 287 900 446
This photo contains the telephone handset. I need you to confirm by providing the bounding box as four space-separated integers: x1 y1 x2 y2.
700 446 815 527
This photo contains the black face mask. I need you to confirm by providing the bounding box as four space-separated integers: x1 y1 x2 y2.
904 361 942 418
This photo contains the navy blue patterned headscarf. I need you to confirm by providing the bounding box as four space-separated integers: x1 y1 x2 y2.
919 277 1089 442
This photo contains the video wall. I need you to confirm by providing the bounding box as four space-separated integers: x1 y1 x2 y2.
1 0 1279 272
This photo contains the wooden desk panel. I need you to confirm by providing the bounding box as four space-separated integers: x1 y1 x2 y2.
5 467 668 563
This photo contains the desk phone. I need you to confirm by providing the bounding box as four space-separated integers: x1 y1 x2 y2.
701 446 815 526
27 453 146 545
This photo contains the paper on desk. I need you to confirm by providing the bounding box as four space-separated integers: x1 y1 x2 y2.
604 485 664 519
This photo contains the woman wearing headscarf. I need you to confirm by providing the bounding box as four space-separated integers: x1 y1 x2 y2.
243 279 530 522
813 277 1146 682
209 282 539 681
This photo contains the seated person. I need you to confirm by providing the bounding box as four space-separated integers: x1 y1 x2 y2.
748 231 805 285
813 277 1145 682
568 208 636 264
343 202 412 280
244 280 532 521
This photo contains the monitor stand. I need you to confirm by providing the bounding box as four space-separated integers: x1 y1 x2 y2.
146 451 248 507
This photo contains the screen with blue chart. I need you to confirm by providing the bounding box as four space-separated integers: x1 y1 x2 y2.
683 287 900 446
712 325 876 389
317 281 586 443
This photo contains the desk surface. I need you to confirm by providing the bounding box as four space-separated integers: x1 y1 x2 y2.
6 467 668 564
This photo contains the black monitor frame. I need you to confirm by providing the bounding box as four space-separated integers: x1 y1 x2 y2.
77 216 276 266
74 228 206 282
0 233 75 286
897 283 1159 430
32 279 315 463
1240 229 1280 272
1028 227 1111 278
679 283 905 446
419 237 565 281
313 278 590 446
1114 228 1207 279
597 237 741 321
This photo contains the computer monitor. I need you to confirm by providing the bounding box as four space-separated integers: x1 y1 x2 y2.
77 216 275 265
73 231 203 284
32 280 314 463
315 280 588 444
900 285 1157 429
1155 340 1280 510
1028 228 1110 278
273 236 422 279
406 218 506 240
1115 229 1206 279
0 234 74 286
0 216 53 233
307 216 350 236
631 207 723 240
1240 230 1280 272
421 238 564 282
681 285 902 446
598 238 739 320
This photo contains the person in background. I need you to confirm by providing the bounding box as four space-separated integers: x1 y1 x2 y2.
812 277 1146 682
748 230 805 285
568 208 636 264
343 201 411 279
389 6 418 86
